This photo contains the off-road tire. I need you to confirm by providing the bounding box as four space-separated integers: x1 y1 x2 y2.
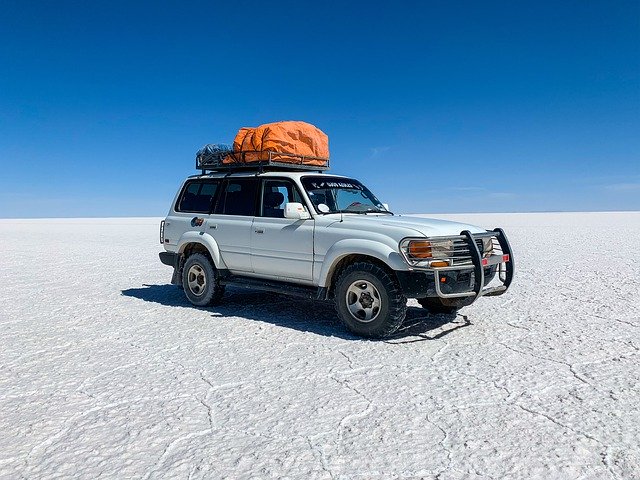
334 262 407 338
182 253 225 307
418 297 459 315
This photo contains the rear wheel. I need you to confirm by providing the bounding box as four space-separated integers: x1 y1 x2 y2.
182 253 225 306
418 297 459 315
334 262 407 338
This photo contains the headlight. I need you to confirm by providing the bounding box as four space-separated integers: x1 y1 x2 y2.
430 239 454 259
482 237 494 256
400 238 454 266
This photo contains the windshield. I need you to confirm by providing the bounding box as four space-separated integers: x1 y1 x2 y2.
301 176 390 214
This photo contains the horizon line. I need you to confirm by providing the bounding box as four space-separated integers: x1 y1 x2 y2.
1 210 640 221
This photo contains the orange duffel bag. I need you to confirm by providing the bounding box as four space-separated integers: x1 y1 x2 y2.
226 121 329 167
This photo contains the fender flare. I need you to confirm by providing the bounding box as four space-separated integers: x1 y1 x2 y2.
176 231 228 270
318 239 408 287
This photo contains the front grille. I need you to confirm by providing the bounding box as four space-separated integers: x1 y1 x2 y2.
447 234 501 265
401 232 503 269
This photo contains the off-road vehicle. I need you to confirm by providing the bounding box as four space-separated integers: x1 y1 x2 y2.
159 155 514 338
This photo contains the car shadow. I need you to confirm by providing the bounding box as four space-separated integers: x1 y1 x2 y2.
383 312 471 344
121 284 471 341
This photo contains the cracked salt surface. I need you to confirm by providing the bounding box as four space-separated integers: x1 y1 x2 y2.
1 213 638 479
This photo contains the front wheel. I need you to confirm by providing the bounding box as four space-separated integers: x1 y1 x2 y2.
182 253 225 306
334 262 407 338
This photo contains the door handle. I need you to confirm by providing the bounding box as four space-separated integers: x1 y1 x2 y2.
209 224 217 229
254 228 264 234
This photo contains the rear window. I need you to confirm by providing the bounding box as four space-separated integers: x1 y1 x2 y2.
176 180 219 213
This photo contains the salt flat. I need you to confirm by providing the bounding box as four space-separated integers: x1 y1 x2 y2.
1 213 639 479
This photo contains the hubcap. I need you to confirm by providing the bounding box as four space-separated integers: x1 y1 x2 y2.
187 264 207 296
345 280 381 323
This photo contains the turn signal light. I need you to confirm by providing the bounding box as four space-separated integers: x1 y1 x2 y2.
430 261 449 268
408 241 432 258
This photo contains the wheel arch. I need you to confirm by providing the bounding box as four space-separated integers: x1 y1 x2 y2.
318 239 408 294
176 232 227 270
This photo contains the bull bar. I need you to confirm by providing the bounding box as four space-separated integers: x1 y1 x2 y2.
430 228 514 300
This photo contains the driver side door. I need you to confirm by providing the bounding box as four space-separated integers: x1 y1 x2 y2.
250 178 314 283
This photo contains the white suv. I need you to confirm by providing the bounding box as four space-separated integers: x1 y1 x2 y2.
160 163 514 338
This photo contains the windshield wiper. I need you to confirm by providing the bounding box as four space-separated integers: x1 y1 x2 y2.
334 209 368 214
363 208 394 215
331 209 394 215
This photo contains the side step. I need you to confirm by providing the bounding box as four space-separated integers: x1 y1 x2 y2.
219 275 327 300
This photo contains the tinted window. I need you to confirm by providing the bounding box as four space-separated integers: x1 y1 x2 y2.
261 179 303 218
216 178 258 216
177 180 219 213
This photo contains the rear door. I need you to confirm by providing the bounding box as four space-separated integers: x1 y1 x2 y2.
251 178 314 282
208 177 258 273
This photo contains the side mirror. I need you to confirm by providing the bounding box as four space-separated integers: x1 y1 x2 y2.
382 203 390 211
284 202 311 220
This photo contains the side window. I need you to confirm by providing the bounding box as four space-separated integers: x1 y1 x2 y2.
177 180 219 213
216 178 259 216
261 179 303 218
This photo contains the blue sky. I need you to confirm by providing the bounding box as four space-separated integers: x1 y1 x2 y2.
1 1 638 217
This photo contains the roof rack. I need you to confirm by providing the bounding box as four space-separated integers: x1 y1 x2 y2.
196 150 329 174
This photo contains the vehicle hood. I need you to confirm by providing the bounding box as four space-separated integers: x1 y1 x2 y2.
332 214 486 237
